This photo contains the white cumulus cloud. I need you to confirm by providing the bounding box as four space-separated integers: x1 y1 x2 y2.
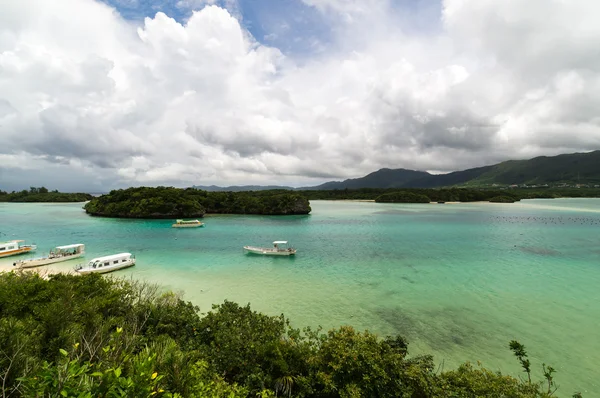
0 0 599 191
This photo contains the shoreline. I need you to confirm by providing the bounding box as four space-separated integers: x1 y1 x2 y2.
0 258 78 277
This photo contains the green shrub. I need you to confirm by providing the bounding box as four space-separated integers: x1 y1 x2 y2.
0 273 581 397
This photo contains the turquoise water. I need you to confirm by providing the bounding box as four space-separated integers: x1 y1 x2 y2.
1 199 599 396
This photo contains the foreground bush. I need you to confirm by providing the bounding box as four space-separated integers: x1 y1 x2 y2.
0 273 581 397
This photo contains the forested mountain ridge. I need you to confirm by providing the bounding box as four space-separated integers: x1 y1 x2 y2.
301 150 600 190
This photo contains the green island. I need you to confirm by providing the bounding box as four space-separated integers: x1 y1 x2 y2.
488 196 517 203
0 272 581 397
296 187 600 203
84 187 311 218
0 187 93 203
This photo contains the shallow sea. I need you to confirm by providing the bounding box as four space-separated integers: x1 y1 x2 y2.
1 199 599 396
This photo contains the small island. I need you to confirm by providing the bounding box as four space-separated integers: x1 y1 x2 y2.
488 195 517 203
84 186 311 218
0 187 93 203
375 191 431 203
303 187 531 203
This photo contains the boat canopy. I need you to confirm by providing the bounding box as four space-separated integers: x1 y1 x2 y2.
55 244 85 250
273 241 288 244
1 240 22 246
89 253 132 263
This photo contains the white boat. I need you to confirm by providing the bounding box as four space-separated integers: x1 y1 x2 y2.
14 244 85 268
172 219 204 228
75 253 135 274
243 241 296 256
0 240 37 258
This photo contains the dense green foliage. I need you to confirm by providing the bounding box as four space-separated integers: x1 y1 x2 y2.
84 187 311 218
299 187 600 202
0 187 93 202
0 273 581 397
307 187 520 203
375 192 431 203
489 196 517 203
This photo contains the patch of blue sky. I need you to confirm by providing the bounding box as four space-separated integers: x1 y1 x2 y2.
99 0 333 56
99 0 188 22
237 0 333 56
99 0 442 56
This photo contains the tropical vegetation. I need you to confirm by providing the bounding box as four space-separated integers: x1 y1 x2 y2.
296 187 600 202
0 187 93 202
84 187 311 218
0 272 582 397
375 191 431 203
488 196 517 203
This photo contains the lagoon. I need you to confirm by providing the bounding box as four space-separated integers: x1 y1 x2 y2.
1 199 598 396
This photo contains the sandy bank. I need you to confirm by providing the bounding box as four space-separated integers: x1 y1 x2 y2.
0 258 77 277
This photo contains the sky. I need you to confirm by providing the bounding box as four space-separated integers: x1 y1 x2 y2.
1 0 599 192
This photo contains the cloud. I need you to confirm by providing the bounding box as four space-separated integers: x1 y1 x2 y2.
1 0 599 191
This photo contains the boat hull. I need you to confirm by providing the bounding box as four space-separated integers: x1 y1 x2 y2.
0 247 36 258
243 246 296 256
76 259 136 274
172 224 204 228
14 252 85 268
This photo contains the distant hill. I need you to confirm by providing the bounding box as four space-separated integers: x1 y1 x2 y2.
191 150 600 191
192 185 295 192
464 151 600 186
302 150 600 189
405 165 496 188
306 169 430 190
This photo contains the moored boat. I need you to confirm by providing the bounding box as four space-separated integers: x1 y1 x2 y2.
0 240 37 258
14 244 85 268
75 253 135 274
243 241 296 256
172 219 204 228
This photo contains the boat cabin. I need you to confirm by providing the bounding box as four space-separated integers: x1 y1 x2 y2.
0 240 36 258
51 244 85 256
175 219 200 225
86 253 134 269
172 219 204 228
0 241 19 253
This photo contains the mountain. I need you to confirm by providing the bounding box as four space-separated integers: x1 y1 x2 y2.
190 150 600 191
306 168 431 190
464 151 600 186
302 150 600 189
192 185 295 192
396 165 496 188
